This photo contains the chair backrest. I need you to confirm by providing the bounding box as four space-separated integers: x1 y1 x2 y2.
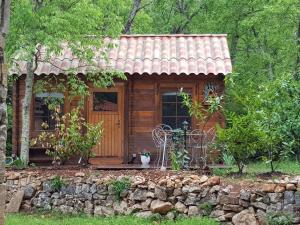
190 129 206 146
152 127 166 148
155 124 172 131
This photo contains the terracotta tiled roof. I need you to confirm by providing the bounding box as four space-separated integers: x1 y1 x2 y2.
14 34 232 76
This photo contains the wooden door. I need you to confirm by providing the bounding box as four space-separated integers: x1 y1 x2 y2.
88 84 124 164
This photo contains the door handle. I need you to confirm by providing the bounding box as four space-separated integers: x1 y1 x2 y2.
116 120 120 127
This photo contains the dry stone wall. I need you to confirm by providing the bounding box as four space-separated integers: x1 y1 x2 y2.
4 171 300 225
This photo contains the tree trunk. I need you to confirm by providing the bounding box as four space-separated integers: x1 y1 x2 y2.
20 60 34 165
123 0 142 34
0 36 7 225
0 1 11 224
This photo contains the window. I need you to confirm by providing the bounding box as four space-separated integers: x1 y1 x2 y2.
162 90 191 129
93 92 118 112
34 92 64 130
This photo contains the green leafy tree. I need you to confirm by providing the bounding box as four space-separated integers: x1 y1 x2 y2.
6 0 125 165
216 113 263 174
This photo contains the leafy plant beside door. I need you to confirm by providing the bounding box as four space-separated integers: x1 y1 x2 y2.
31 107 103 165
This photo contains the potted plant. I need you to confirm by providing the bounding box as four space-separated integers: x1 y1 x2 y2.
140 150 151 167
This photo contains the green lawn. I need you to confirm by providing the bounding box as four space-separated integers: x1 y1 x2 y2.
213 160 300 179
6 214 219 225
243 161 300 175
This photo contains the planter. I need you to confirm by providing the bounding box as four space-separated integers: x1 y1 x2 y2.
140 155 150 167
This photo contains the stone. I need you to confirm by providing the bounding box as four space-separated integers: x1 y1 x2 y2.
199 175 209 183
75 172 85 177
223 204 243 212
175 201 187 213
155 186 167 200
42 181 53 192
206 176 220 186
94 206 115 216
173 188 182 196
224 212 235 219
210 185 220 193
6 190 24 213
188 186 202 193
268 193 283 203
184 193 198 206
232 208 259 225
23 185 36 199
256 209 267 225
113 201 128 214
284 191 295 205
240 189 251 201
166 211 175 220
239 199 250 208
135 211 153 218
274 185 285 193
250 202 267 210
59 205 73 214
210 209 225 218
295 191 300 206
132 189 147 201
84 201 94 214
262 183 276 193
150 200 173 214
188 206 199 216
141 198 152 210
7 172 20 180
286 183 296 191
218 195 239 205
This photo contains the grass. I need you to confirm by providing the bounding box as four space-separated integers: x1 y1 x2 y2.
6 213 219 225
213 160 300 179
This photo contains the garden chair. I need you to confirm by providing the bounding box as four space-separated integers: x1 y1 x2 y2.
152 124 172 170
189 129 207 168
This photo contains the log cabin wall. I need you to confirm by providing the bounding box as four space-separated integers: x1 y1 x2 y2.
126 74 225 164
12 74 225 164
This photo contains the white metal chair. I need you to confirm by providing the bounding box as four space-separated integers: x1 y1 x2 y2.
152 124 172 170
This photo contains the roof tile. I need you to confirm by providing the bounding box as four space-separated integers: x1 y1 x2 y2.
13 34 232 76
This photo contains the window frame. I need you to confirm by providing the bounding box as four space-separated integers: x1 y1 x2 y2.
158 83 196 130
32 92 65 131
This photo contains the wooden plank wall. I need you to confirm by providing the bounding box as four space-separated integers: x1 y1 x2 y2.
126 75 225 164
12 74 225 164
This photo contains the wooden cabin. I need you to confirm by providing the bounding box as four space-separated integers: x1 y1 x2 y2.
12 34 232 165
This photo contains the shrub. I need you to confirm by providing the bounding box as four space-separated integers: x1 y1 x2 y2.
32 107 102 164
198 202 213 216
171 129 190 170
110 177 131 201
266 212 293 225
9 158 27 169
216 113 263 173
50 176 65 192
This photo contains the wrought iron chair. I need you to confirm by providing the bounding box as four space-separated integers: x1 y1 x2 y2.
152 124 172 170
189 129 207 168
205 127 219 165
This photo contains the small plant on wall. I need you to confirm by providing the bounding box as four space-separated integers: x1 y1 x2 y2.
31 107 102 165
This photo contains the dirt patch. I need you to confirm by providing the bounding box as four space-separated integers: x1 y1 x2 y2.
256 171 287 179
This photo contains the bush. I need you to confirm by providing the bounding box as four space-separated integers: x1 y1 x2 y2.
32 107 102 164
110 177 131 201
267 212 293 225
50 176 65 192
198 202 213 216
216 113 263 173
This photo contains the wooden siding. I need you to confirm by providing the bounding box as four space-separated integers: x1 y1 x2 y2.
12 74 225 164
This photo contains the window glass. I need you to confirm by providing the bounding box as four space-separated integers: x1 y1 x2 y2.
34 92 64 130
93 92 118 111
162 90 191 129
